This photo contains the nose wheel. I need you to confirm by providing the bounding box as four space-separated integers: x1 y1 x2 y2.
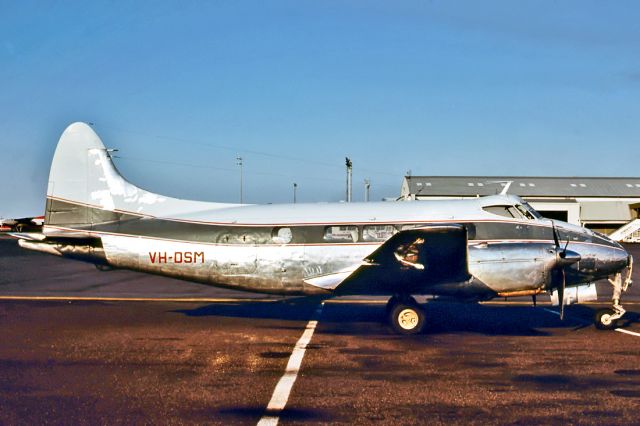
386 295 426 335
594 306 624 330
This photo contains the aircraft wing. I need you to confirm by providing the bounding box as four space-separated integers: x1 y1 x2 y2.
334 225 471 295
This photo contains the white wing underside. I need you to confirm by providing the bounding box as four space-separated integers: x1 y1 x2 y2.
303 265 361 290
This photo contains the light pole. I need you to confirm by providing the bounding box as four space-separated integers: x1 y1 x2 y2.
293 182 297 204
236 156 243 203
345 157 352 202
364 179 371 202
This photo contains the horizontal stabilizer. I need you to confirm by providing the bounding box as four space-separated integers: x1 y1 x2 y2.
7 232 47 241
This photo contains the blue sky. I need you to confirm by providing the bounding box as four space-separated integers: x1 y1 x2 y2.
1 1 639 218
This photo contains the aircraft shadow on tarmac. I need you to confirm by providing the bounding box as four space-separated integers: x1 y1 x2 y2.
214 407 333 423
568 304 640 329
615 311 640 328
172 298 323 323
171 299 640 336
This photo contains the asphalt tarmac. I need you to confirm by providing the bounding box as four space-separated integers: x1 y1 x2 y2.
1 235 639 424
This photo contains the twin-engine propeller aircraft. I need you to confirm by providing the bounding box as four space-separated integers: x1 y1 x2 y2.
15 123 633 334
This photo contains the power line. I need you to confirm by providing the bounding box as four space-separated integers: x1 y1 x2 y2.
98 123 401 178
114 155 345 183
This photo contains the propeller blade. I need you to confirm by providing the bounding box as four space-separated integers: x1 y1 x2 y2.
550 221 574 320
552 221 560 248
559 268 566 320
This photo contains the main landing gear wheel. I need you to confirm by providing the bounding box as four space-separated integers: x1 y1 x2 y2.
594 308 618 331
388 299 425 335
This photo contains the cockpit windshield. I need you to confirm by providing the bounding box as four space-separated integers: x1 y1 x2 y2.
515 204 535 220
483 205 522 219
483 203 542 220
519 202 543 219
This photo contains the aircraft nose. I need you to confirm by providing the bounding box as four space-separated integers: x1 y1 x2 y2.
606 245 630 274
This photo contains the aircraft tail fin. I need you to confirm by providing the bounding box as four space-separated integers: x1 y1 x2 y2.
45 122 237 231
45 122 166 229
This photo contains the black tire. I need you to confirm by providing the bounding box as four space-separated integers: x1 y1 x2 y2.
594 308 617 330
385 296 399 315
385 295 417 315
389 302 425 335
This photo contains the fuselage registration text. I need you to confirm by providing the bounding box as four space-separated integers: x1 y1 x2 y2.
148 252 205 264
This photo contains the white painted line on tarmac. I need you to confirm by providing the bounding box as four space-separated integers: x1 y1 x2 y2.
615 328 640 338
257 302 324 426
541 308 590 325
0 295 279 303
541 307 562 318
2 295 639 306
542 307 640 336
483 301 640 306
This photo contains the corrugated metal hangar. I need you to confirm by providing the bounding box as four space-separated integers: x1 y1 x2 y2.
399 176 640 236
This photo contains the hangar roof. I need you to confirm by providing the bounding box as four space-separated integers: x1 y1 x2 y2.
402 176 640 198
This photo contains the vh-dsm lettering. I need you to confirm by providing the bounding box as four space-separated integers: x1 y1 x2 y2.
149 251 205 264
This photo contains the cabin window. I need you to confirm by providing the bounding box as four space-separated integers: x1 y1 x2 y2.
401 224 424 231
483 205 523 219
362 225 397 242
323 225 359 242
271 227 293 244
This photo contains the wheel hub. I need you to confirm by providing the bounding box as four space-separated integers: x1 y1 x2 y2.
600 313 612 326
398 308 419 330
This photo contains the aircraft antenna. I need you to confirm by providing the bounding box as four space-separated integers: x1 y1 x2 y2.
499 181 513 195
487 180 513 195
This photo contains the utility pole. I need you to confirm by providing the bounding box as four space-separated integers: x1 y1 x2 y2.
345 157 353 202
364 179 371 202
236 156 243 203
293 182 297 204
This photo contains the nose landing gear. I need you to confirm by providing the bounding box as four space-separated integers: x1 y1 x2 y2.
595 256 633 330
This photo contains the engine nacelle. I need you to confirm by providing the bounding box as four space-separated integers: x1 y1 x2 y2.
550 283 598 306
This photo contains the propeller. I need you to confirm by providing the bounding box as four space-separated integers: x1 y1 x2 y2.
558 266 566 320
551 221 581 320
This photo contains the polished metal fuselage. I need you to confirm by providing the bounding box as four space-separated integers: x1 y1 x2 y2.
27 122 631 301
43 198 628 299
